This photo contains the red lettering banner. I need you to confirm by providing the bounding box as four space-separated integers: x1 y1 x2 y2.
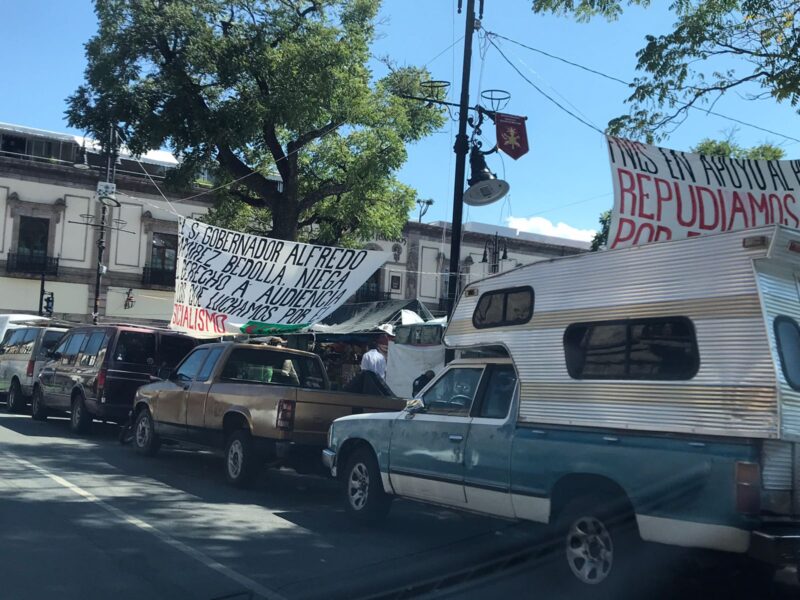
606 136 800 249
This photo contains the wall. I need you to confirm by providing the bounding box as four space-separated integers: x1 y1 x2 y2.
0 277 88 316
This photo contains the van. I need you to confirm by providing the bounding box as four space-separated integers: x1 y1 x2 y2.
33 325 198 432
0 325 68 412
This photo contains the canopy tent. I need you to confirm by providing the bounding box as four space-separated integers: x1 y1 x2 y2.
308 298 433 339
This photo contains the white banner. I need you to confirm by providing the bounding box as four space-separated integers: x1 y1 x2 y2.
606 136 800 249
170 218 390 337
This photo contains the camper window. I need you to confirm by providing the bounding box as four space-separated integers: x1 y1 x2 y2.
473 286 533 329
564 316 698 381
774 316 800 391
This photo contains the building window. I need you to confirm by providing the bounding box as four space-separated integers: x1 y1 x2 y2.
774 316 800 391
472 286 534 329
563 316 699 381
391 275 401 290
18 216 50 257
151 232 178 271
0 134 26 158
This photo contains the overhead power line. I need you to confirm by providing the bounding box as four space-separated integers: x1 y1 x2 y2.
485 30 800 145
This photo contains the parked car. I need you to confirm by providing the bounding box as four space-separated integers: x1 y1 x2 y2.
323 225 800 596
0 325 68 412
131 342 406 486
0 314 48 346
32 325 199 432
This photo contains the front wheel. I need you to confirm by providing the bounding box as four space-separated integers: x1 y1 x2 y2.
6 381 24 413
343 447 391 524
31 387 48 421
224 430 258 487
133 408 160 456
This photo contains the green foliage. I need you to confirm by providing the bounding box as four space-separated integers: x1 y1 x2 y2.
691 138 786 160
590 210 610 250
534 1 800 141
68 0 444 243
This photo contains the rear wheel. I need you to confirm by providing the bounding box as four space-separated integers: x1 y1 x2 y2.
343 447 391 524
31 386 48 421
224 429 258 487
6 380 24 413
70 393 92 434
133 408 160 456
552 494 642 598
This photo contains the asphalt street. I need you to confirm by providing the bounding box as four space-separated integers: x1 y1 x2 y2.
0 411 797 600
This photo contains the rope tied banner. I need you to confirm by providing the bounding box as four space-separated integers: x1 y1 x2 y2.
170 218 390 337
607 136 800 249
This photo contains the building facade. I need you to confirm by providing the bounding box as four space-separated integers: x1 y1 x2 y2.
0 122 212 326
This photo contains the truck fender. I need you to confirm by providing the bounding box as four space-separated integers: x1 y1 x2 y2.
222 407 253 436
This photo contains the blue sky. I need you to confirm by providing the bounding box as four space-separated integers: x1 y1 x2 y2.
2 0 799 240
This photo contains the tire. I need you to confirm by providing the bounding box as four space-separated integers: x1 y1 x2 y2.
70 393 93 434
342 447 391 524
552 494 642 599
31 386 48 421
224 429 259 487
133 408 160 456
6 380 24 413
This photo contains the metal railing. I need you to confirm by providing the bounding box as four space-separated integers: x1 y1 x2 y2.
142 265 176 287
6 253 59 276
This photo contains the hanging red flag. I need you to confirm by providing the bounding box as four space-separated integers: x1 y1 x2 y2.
495 113 529 160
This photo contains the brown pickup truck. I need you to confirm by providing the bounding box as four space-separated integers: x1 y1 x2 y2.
131 342 406 486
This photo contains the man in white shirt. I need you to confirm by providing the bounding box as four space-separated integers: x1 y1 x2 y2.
360 331 393 380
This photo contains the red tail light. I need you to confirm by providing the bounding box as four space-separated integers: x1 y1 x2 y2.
96 368 107 392
26 360 35 378
276 399 295 431
735 461 761 515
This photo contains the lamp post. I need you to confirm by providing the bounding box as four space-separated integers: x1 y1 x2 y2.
481 231 508 274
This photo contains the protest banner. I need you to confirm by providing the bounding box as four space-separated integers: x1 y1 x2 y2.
170 218 391 337
606 136 800 249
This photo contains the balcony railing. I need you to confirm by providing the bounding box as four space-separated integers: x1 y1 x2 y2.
352 285 391 303
142 265 176 287
6 253 59 276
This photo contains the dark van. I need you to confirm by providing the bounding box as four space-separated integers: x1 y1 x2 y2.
32 325 198 432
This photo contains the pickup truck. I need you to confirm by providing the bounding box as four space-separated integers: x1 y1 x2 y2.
132 341 405 486
323 227 800 597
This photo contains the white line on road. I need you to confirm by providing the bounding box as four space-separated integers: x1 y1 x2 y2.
7 452 287 600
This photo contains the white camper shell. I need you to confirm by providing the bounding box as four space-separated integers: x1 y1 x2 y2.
445 225 800 444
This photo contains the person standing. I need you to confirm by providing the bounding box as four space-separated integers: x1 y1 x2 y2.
361 333 392 380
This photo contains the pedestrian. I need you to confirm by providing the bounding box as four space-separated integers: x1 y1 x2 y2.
412 370 436 396
361 331 393 380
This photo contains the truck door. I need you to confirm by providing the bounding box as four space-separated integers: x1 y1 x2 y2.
463 364 517 518
389 366 484 507
157 348 209 439
186 347 224 432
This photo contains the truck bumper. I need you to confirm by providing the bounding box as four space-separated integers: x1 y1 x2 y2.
322 448 337 477
748 523 800 566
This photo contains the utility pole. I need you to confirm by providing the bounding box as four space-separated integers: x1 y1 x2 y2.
93 126 118 325
447 0 477 320
38 270 46 316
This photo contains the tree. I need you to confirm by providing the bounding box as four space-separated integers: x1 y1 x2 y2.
532 1 800 141
67 0 444 244
590 209 610 251
589 137 783 249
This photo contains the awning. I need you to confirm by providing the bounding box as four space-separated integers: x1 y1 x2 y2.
309 299 434 335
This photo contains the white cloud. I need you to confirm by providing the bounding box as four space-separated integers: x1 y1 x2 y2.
506 216 596 242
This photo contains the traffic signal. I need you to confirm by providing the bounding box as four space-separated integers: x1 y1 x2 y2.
43 292 54 317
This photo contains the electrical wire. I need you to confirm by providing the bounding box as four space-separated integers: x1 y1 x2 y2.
485 30 800 145
487 36 605 134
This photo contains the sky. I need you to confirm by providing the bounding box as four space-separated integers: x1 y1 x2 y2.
2 0 800 241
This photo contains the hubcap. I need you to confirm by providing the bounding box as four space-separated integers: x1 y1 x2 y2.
348 462 369 510
136 415 151 447
565 516 614 585
228 440 243 478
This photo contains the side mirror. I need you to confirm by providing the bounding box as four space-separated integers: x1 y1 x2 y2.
49 351 62 361
405 398 426 414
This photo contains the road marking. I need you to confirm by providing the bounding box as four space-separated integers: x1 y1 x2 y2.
8 453 287 600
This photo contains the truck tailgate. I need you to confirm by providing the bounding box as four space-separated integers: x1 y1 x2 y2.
292 389 406 446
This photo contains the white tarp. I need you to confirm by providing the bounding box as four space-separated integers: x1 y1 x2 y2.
170 218 390 337
606 136 800 249
385 342 445 399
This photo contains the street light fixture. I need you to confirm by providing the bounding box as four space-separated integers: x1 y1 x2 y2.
464 145 509 206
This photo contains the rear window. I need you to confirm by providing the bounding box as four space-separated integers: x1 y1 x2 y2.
220 348 325 389
39 330 66 357
113 331 156 365
774 316 800 391
158 335 197 369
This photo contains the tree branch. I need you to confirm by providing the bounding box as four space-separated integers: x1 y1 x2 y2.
292 120 342 151
300 182 351 211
